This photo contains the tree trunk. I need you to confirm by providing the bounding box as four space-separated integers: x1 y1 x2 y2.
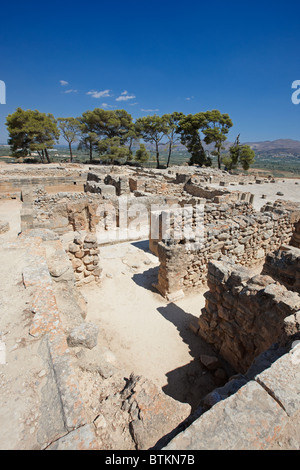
38 150 44 163
44 148 51 163
155 141 160 169
89 140 93 162
166 141 172 168
217 145 221 169
69 142 73 163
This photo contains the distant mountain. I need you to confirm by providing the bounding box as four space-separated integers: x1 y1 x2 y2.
145 139 300 155
243 139 300 153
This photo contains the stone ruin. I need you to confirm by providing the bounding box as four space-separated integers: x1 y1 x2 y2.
0 162 300 450
67 233 102 287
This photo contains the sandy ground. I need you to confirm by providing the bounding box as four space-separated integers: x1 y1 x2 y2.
0 199 22 239
209 178 300 210
79 240 232 412
0 201 46 450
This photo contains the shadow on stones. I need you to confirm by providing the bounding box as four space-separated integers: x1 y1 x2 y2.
130 239 151 254
132 266 159 292
157 303 223 413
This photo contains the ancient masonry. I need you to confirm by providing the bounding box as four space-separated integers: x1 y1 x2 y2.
0 162 300 450
67 233 102 287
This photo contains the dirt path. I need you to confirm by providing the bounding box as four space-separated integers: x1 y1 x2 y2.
0 199 22 240
79 240 228 412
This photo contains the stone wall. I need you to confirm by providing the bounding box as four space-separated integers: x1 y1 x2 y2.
129 175 185 197
155 202 295 299
164 252 300 450
291 219 300 249
67 233 102 287
263 245 300 293
85 172 131 196
198 259 300 373
20 186 177 244
183 176 254 204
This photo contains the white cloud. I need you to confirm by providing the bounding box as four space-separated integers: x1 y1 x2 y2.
87 89 111 99
60 80 69 86
102 103 116 109
141 108 159 112
64 89 78 94
116 90 136 101
185 96 194 101
128 102 138 106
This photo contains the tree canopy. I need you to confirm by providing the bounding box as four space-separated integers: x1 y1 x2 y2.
202 110 233 169
135 114 169 169
163 112 184 167
4 106 243 168
6 107 60 162
177 113 212 167
223 134 255 171
57 117 81 162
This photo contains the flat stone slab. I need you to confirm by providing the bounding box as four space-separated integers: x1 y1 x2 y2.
46 424 99 450
164 381 287 450
256 345 300 417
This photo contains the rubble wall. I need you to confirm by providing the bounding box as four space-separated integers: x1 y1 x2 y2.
156 202 295 299
198 259 300 373
262 245 300 293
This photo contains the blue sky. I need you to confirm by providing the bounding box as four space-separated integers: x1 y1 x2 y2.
1 0 300 144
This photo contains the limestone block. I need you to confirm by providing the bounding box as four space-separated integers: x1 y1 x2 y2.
164 381 287 450
46 424 99 450
256 346 300 417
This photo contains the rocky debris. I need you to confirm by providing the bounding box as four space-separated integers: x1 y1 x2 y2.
67 322 99 350
20 228 59 241
0 220 9 234
91 373 190 450
77 349 116 379
122 374 190 450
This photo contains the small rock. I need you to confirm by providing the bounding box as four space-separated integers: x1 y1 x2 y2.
67 323 99 349
84 233 98 244
200 354 221 371
94 415 107 430
68 243 80 254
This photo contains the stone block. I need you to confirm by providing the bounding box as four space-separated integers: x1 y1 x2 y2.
256 346 300 417
164 381 287 450
67 323 99 349
46 424 99 450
